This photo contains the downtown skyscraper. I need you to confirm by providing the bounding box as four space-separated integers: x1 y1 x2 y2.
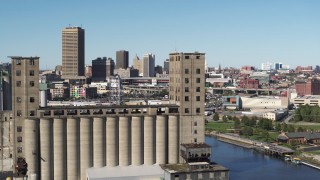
62 26 85 78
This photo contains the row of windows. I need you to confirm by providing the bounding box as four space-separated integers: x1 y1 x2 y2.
185 108 201 113
16 97 35 103
185 78 201 83
185 96 201 101
185 68 201 74
16 81 35 87
15 60 36 66
16 110 35 116
170 86 201 92
16 70 35 76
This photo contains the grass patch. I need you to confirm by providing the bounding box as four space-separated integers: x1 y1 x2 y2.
306 150 320 155
291 124 320 131
205 121 234 133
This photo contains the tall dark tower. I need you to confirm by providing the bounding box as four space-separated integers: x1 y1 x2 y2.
62 26 85 78
116 50 129 69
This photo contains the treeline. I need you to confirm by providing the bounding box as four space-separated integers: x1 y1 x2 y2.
294 104 320 123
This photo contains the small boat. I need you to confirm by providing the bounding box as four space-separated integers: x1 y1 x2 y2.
291 157 301 165
284 155 291 161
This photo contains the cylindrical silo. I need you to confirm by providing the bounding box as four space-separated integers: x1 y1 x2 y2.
131 116 143 165
156 115 167 164
80 117 93 180
53 118 67 179
40 118 53 180
119 116 130 166
168 115 179 164
106 116 119 166
93 117 105 167
24 119 39 178
144 116 155 165
67 118 80 180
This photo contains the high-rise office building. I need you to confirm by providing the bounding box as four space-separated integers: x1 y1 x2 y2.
116 50 129 69
274 62 282 70
92 57 115 81
163 59 169 74
62 26 85 78
142 53 155 77
169 52 205 144
11 56 39 175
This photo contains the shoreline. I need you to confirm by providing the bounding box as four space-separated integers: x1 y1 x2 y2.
205 131 320 170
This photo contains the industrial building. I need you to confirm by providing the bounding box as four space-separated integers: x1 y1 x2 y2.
4 53 228 180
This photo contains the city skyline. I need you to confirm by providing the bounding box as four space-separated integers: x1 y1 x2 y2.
1 0 320 69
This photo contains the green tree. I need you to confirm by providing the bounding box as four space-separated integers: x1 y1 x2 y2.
234 118 241 129
222 115 228 122
241 115 250 126
281 123 288 132
275 123 282 132
213 113 219 121
297 126 305 132
242 126 253 136
288 125 295 132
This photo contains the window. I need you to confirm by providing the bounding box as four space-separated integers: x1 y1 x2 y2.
194 138 197 143
196 56 200 59
185 108 189 113
196 78 201 83
196 68 200 74
16 60 21 65
29 111 35 116
30 81 34 87
30 97 35 103
196 87 200 92
16 81 21 87
29 60 35 65
185 96 189 101
185 69 189 74
185 56 190 59
17 147 22 153
16 97 22 103
185 78 189 83
17 126 22 132
194 121 197 126
16 70 21 76
194 130 198 134
196 96 200 101
17 136 22 142
185 87 189 92
196 108 200 113
29 70 35 76
17 110 22 116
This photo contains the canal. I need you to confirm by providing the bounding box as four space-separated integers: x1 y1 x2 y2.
206 136 320 180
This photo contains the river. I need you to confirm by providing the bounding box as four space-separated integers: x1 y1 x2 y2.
205 136 320 180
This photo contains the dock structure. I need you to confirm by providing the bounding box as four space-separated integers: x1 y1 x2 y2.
258 143 294 157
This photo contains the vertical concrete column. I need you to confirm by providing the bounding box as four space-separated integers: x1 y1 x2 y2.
168 115 179 164
53 118 67 180
80 117 93 180
119 116 131 166
24 119 39 178
93 117 106 167
106 116 119 166
156 115 167 164
131 116 143 165
144 116 155 165
40 118 53 180
67 118 80 180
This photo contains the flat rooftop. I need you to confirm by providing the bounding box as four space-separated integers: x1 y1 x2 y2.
87 165 164 180
181 143 211 149
160 162 228 173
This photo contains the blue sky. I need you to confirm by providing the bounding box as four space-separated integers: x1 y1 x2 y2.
1 0 320 69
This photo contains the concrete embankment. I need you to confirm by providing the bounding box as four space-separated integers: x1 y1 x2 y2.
206 132 255 148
